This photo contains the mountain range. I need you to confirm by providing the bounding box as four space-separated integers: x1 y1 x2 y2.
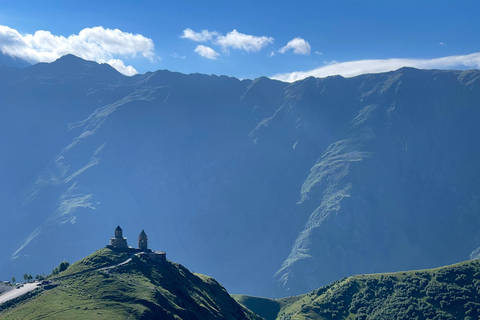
1 54 480 297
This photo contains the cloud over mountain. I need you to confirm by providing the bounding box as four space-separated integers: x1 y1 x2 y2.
272 52 480 82
0 25 155 75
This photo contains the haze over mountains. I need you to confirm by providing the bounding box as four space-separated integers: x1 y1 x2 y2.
1 54 480 297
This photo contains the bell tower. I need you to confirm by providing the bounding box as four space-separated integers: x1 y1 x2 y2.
115 225 123 238
138 230 148 250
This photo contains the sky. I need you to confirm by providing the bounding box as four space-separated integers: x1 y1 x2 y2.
0 0 479 81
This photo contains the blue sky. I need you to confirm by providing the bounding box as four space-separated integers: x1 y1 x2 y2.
1 0 479 81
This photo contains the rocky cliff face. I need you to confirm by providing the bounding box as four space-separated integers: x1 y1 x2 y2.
1 55 480 297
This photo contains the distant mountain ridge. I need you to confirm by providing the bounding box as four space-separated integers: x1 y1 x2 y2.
1 55 480 298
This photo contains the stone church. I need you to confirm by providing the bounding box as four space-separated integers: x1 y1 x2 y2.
106 225 166 262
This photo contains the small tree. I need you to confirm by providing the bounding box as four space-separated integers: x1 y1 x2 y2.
58 260 70 273
23 273 28 282
49 260 71 278
51 267 59 276
11 276 15 284
35 274 45 281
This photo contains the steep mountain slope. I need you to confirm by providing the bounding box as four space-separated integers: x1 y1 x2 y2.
236 259 480 320
0 248 262 320
0 52 31 69
1 55 480 297
273 68 480 296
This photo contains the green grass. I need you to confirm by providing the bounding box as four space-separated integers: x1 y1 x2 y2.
235 259 480 320
1 249 262 320
53 247 130 278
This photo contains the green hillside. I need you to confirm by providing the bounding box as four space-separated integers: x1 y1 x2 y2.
235 259 480 320
0 248 262 320
55 247 130 277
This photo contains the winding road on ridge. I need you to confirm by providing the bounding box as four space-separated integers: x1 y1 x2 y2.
0 283 39 305
0 254 137 306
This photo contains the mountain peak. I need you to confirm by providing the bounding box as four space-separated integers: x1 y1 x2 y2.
25 54 123 80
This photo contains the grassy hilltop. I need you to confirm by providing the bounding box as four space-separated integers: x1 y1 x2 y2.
0 248 261 320
234 259 480 320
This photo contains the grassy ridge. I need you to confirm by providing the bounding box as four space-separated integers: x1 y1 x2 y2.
235 259 480 320
0 249 262 320
54 248 130 277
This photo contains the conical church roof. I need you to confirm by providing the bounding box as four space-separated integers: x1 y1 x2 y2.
139 229 147 238
116 225 122 231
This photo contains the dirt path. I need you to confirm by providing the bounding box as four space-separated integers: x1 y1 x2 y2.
101 257 133 271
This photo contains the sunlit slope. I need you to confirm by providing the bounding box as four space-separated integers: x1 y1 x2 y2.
236 259 480 320
0 248 262 320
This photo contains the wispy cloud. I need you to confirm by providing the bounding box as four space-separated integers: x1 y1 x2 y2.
0 25 156 75
170 52 186 59
181 28 274 59
56 182 96 225
278 37 311 55
12 226 42 260
271 52 480 82
194 45 220 60
13 182 96 260
181 28 218 42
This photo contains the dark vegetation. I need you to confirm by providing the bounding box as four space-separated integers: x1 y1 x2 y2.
235 259 480 320
50 260 70 276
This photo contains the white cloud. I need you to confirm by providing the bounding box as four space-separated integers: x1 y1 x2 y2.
279 37 311 55
315 51 323 56
194 45 220 60
181 28 218 42
107 59 138 76
216 29 274 53
181 28 274 56
0 25 156 75
271 52 480 82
